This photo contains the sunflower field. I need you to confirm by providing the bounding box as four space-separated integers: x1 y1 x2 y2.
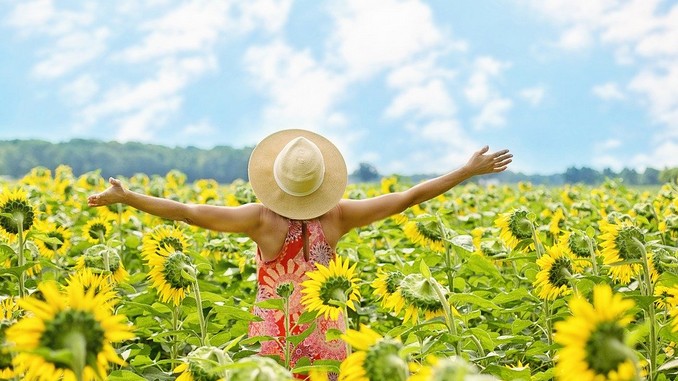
1 165 678 381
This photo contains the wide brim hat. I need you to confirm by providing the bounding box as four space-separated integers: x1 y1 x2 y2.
248 129 347 220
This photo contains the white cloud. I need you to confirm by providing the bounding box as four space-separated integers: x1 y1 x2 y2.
595 138 622 151
61 74 99 105
329 0 444 78
557 25 593 50
629 63 678 128
182 120 217 136
519 86 545 106
464 56 512 129
473 98 513 130
592 82 625 100
384 80 456 119
33 28 109 79
114 97 182 142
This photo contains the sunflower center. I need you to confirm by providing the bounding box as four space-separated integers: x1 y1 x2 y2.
162 252 193 289
509 210 532 240
614 226 645 260
567 232 589 258
399 274 443 313
159 237 185 252
319 276 351 306
40 310 105 369
363 339 408 381
547 257 572 287
87 223 108 241
585 321 628 375
0 199 34 234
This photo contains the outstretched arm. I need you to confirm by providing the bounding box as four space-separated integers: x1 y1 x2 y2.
87 177 264 234
337 146 512 232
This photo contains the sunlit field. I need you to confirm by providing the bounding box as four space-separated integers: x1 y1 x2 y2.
1 165 678 381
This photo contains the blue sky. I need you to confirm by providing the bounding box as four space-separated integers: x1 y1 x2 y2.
1 0 677 176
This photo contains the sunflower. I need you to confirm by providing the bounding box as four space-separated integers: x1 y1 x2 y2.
371 270 404 310
0 188 35 236
227 356 293 381
559 230 593 271
66 269 118 309
380 176 398 194
495 209 534 252
95 202 135 223
598 219 647 284
653 286 678 310
141 225 191 260
5 281 134 381
385 273 445 324
339 325 410 381
146 246 194 306
0 297 19 379
174 345 231 381
548 207 566 236
554 284 638 381
33 219 72 259
403 218 445 253
300 256 361 321
533 245 575 301
408 356 491 381
76 244 129 284
82 217 112 244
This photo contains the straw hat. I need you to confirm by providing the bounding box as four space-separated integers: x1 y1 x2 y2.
248 129 347 220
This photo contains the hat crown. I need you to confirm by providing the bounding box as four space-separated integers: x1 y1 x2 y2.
273 137 325 197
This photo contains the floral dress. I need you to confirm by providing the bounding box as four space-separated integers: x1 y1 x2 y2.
248 218 347 377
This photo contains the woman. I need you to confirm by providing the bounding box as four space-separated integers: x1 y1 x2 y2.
87 129 512 373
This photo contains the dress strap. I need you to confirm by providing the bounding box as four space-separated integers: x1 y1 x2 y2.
301 220 309 261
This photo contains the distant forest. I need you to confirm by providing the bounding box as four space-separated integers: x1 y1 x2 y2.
1 139 677 185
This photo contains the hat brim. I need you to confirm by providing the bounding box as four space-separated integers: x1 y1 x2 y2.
248 129 347 220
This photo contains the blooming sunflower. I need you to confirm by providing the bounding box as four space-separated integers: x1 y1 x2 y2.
33 219 72 259
559 230 593 271
141 225 190 260
598 220 647 284
66 269 118 309
5 282 134 381
548 207 566 236
554 284 638 381
174 345 231 381
371 270 404 310
654 285 678 310
0 187 35 236
339 325 411 381
76 244 129 283
533 245 575 301
0 297 19 379
495 209 534 252
82 217 112 244
300 256 361 321
403 218 445 253
95 202 135 223
386 273 445 324
146 246 194 306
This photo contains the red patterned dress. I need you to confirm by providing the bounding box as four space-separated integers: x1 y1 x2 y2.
248 218 347 376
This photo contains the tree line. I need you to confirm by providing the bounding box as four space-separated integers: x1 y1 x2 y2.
1 139 677 185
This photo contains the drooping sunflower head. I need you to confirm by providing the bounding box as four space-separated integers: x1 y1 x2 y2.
228 356 294 381
533 245 574 301
174 345 232 381
554 284 638 381
548 207 566 236
340 326 410 381
147 246 194 306
76 244 129 283
142 225 190 260
300 256 361 321
5 282 134 381
33 218 72 258
396 273 444 324
0 188 35 236
404 218 445 253
599 220 646 284
408 356 494 381
495 209 534 251
371 270 404 306
82 217 112 244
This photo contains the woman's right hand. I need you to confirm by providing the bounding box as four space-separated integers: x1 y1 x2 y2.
87 177 126 207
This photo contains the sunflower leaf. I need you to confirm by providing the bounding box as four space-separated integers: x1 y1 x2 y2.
449 235 474 252
255 298 284 311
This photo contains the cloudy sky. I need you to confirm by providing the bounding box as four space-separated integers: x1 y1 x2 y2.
1 0 677 175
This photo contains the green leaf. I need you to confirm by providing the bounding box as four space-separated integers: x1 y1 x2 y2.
464 254 502 279
297 310 318 325
255 298 285 311
485 364 531 381
451 292 500 310
450 235 474 252
108 370 147 381
419 260 432 279
586 226 596 238
288 322 316 346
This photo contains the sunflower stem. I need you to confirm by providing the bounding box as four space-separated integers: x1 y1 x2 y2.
343 304 351 357
283 293 291 370
65 331 87 381
186 266 208 347
544 298 553 364
17 219 26 299
434 214 455 295
170 305 180 369
529 222 545 258
586 235 599 276
635 237 657 381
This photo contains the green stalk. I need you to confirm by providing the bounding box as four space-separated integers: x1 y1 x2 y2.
283 294 291 370
16 217 26 299
586 236 599 276
435 214 456 294
65 331 87 381
192 278 207 347
635 238 656 381
170 305 180 368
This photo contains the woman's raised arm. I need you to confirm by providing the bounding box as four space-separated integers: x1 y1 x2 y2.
88 177 264 234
